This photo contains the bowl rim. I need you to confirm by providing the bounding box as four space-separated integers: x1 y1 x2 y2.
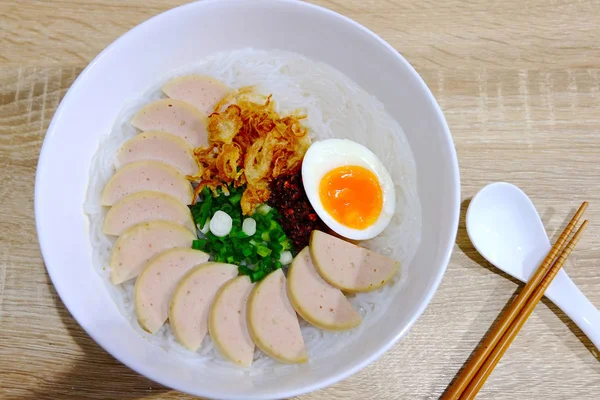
35 0 460 398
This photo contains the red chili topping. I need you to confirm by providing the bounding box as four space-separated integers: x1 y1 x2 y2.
268 169 326 249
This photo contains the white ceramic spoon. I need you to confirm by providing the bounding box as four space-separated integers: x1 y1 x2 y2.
466 182 600 350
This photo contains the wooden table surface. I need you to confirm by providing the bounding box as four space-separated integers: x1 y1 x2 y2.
1 0 599 398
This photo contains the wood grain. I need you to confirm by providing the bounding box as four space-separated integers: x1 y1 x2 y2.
1 1 599 399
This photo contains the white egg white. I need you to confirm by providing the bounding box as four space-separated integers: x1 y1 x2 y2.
301 139 396 240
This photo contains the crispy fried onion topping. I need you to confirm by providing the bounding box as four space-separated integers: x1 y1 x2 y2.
189 88 310 215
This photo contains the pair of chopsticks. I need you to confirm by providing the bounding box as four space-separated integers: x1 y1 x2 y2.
443 202 589 400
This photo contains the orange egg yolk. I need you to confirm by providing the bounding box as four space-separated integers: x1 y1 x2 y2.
319 165 383 230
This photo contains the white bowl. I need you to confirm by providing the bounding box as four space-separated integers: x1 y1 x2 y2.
35 1 460 398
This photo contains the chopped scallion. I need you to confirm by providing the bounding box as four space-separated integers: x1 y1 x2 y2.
256 244 272 257
189 186 294 282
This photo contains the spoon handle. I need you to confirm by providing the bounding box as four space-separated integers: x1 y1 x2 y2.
545 269 600 351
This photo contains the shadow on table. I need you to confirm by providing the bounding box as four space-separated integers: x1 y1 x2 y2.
441 199 599 397
8 272 183 400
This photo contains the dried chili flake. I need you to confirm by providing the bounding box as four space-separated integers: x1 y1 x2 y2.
267 169 326 249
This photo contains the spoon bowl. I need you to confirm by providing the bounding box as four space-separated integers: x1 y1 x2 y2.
467 182 600 350
466 182 548 283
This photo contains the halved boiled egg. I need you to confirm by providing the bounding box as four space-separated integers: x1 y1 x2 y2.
301 139 395 240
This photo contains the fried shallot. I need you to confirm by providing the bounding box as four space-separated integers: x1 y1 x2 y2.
188 88 310 215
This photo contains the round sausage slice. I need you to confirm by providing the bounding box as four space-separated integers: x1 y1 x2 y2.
115 131 199 176
209 276 255 367
247 269 307 364
135 248 209 334
130 99 209 148
101 160 193 206
169 262 238 352
162 75 229 116
309 230 400 293
103 191 195 236
109 220 196 285
288 247 361 331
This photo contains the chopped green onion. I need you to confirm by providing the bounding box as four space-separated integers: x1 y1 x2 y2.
238 265 253 276
229 230 248 239
209 210 233 237
200 217 211 234
229 192 242 205
189 188 294 282
257 258 269 270
256 204 272 215
242 218 257 236
251 270 266 282
281 238 292 251
280 250 293 265
270 242 284 253
242 246 253 257
264 257 274 268
256 244 272 257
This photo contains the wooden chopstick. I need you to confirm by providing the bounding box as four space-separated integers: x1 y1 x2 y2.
460 219 589 399
442 201 589 400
